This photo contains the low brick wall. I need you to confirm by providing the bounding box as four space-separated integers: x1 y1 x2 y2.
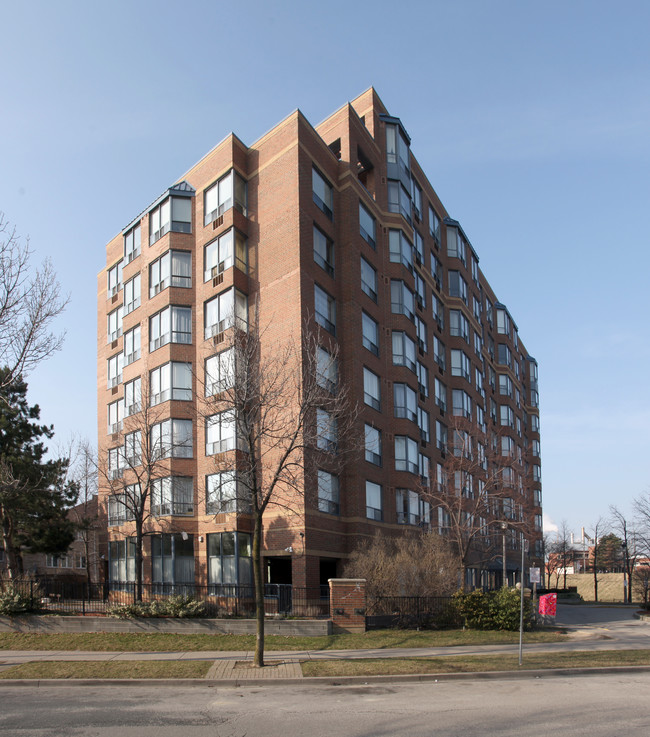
0 615 331 636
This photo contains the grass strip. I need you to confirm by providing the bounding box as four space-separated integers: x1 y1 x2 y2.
0 659 212 680
301 649 650 677
0 628 566 653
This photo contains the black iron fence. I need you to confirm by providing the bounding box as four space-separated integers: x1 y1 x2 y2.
366 595 461 629
2 578 330 619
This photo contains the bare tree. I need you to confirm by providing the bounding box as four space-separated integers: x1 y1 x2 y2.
547 521 573 590
420 415 531 591
344 532 460 605
0 213 68 392
634 491 650 560
199 321 358 667
585 517 606 602
610 506 640 603
97 379 193 600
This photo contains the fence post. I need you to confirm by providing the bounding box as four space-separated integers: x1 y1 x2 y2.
30 580 34 610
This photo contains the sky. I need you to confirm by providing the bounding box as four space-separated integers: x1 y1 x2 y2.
1 0 649 541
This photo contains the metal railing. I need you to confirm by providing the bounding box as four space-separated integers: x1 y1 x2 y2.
2 578 330 618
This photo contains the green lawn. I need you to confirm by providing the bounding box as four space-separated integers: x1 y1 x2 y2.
301 649 650 677
0 628 566 652
0 660 211 680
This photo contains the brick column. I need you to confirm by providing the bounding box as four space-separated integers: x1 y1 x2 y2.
329 578 366 633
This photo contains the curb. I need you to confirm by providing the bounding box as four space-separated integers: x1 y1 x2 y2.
3 665 650 688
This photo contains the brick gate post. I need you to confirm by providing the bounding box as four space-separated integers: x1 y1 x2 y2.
328 578 367 632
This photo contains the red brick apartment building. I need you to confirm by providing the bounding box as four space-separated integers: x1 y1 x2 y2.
97 88 542 592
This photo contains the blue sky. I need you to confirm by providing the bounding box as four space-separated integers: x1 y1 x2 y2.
1 0 649 539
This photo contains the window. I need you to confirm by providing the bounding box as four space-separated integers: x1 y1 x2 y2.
107 446 124 479
363 367 381 411
359 202 376 248
123 325 141 366
429 207 441 243
360 257 377 301
413 229 424 265
532 439 541 457
151 418 193 459
313 225 334 276
149 306 192 351
151 477 193 516
531 414 540 432
208 531 251 586
436 420 448 451
418 407 430 443
497 344 512 367
124 223 141 263
312 167 333 219
415 316 427 353
123 275 141 315
204 228 247 280
152 533 195 586
124 377 141 416
452 389 472 418
476 368 485 399
449 310 469 341
316 409 337 452
432 294 444 329
535 513 542 532
415 272 426 308
501 435 515 457
149 250 192 296
389 230 413 272
362 312 379 355
123 430 141 466
314 285 336 334
107 306 123 342
530 389 539 408
390 280 415 321
430 254 442 287
150 362 192 405
107 260 123 297
396 489 425 525
448 271 468 304
204 170 246 225
499 374 513 397
387 180 411 222
451 349 471 381
386 123 410 175
446 225 466 264
474 331 483 357
395 436 418 474
109 537 135 581
205 349 235 396
473 296 482 322
204 288 248 339
433 337 446 370
107 352 123 388
149 196 192 245
318 470 339 515
500 405 515 428
411 178 422 218
472 256 480 285
496 308 510 336
434 378 447 412
364 424 381 465
316 347 337 393
206 411 236 455
366 481 382 521
393 383 417 422
107 399 124 434
206 471 238 514
534 489 542 507
392 331 416 371
533 464 541 482
417 361 429 397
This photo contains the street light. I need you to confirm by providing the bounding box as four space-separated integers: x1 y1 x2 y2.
501 521 509 588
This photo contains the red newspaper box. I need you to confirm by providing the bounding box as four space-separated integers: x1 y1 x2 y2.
538 593 557 617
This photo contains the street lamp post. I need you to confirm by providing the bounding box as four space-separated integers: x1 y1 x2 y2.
501 521 508 588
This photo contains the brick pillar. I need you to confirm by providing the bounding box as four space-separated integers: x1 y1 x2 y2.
329 578 366 633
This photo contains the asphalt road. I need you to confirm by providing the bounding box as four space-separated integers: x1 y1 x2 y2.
1 674 650 736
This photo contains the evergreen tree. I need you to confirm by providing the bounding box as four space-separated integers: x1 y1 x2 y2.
0 369 77 578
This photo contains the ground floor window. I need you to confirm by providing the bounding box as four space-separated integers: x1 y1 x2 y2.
151 533 195 585
109 537 135 583
207 531 252 586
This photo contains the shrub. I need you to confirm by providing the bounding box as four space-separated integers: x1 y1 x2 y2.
0 585 41 615
107 595 206 619
453 588 533 631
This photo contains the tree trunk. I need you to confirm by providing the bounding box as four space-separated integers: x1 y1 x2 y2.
135 522 143 602
1 514 21 580
252 511 265 668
